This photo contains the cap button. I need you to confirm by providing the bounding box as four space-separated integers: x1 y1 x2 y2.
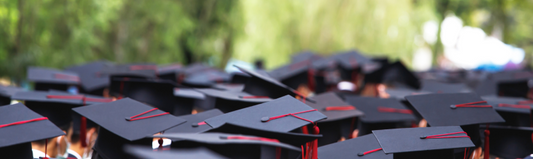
125 117 132 121
450 105 457 109
191 123 199 127
357 153 364 156
420 136 427 139
261 117 270 122
219 136 228 139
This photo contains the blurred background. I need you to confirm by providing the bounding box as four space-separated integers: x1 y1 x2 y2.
0 0 531 82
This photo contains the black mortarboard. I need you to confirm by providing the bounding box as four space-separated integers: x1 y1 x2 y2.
373 126 475 159
381 61 420 89
405 93 505 146
204 95 326 132
165 109 224 133
110 77 176 113
124 145 227 159
12 91 81 129
485 125 533 159
195 88 272 113
0 85 25 105
305 92 364 145
421 80 471 93
157 64 183 82
330 50 374 81
345 96 417 136
0 103 65 159
66 61 113 95
182 70 230 88
385 88 430 101
290 51 322 63
212 83 245 92
482 95 533 127
269 59 318 91
72 98 186 159
173 88 204 115
99 63 158 79
229 72 251 84
236 66 309 100
492 70 533 98
156 132 303 159
317 134 392 159
474 79 498 96
28 67 80 91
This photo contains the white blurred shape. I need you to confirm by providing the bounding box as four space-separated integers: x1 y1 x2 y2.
440 16 463 47
412 47 433 71
338 81 356 91
422 20 439 44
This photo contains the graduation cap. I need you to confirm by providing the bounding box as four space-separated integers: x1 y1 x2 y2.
165 109 224 134
157 64 183 82
482 95 533 127
485 125 533 159
372 126 475 159
72 98 186 159
421 80 472 93
269 59 321 92
491 70 533 98
172 88 204 115
204 95 326 132
155 132 304 159
66 61 113 96
317 134 392 159
124 145 227 159
182 70 230 88
0 103 65 159
110 77 176 113
365 61 420 90
0 85 25 105
290 51 322 63
330 50 374 81
99 63 158 79
28 67 80 91
212 83 245 92
344 96 417 136
229 72 251 84
405 93 505 147
305 92 364 146
235 66 310 100
195 88 272 113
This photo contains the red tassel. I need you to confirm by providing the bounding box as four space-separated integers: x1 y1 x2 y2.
307 68 316 92
484 125 490 159
80 117 87 147
43 139 49 159
158 138 164 149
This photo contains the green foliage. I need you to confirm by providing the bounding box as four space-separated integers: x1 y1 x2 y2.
0 0 532 81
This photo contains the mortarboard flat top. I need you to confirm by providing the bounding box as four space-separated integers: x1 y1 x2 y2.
482 95 532 114
27 67 80 84
154 132 300 151
290 51 322 63
0 103 65 148
72 98 186 141
157 64 183 75
12 91 111 105
421 80 471 93
195 88 272 103
372 126 474 154
345 96 416 123
236 66 306 100
125 145 228 159
269 59 314 81
212 83 245 92
405 93 505 126
66 61 113 92
100 63 158 78
0 85 25 98
318 134 392 159
332 50 372 69
182 70 230 87
381 61 421 89
306 92 364 122
165 109 224 134
384 88 430 101
174 88 205 99
204 95 326 132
